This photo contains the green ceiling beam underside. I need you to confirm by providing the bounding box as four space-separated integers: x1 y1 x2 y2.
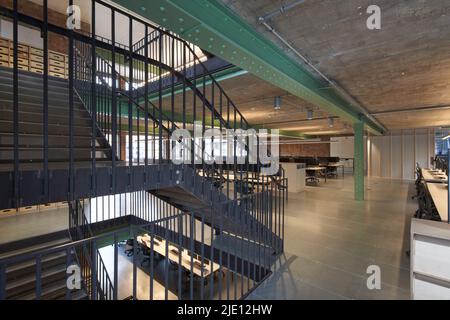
111 0 384 135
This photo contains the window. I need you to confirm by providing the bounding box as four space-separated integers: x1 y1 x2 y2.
435 129 450 156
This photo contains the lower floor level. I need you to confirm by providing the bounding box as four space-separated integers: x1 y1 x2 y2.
0 174 415 299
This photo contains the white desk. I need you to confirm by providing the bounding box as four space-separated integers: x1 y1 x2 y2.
325 162 345 177
426 182 449 222
137 235 219 277
410 219 450 299
422 168 448 183
306 166 326 184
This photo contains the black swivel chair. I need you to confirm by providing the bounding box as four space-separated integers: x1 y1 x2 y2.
414 181 441 221
124 239 135 257
140 244 151 267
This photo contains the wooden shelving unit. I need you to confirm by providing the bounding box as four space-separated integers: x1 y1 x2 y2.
0 37 68 79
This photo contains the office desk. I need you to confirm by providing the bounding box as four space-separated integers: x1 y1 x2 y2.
422 168 448 183
306 166 326 184
324 163 345 178
426 182 449 222
137 235 219 278
198 171 272 186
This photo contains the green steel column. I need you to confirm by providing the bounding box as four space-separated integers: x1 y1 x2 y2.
354 121 364 201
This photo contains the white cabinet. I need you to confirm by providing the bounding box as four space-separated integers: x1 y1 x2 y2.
281 162 305 193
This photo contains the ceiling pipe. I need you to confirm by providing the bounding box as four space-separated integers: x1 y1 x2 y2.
257 0 306 23
257 5 387 134
372 104 450 116
254 115 339 127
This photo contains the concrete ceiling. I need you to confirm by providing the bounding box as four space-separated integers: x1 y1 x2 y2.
219 0 450 133
215 74 353 135
157 73 353 136
28 0 450 136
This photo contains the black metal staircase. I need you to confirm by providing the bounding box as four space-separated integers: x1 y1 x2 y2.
0 0 285 300
0 233 88 300
0 67 112 164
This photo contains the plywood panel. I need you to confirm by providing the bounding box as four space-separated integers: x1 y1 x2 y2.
415 133 429 169
380 136 391 178
391 135 402 179
402 133 415 180
370 136 381 177
330 137 354 158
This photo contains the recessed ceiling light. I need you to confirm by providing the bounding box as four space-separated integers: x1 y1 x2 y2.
274 96 281 111
328 117 334 128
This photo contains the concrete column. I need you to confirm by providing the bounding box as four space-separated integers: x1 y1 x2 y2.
354 121 364 201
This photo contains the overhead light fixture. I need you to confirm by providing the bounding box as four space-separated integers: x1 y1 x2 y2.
307 109 313 120
328 117 334 128
274 96 281 111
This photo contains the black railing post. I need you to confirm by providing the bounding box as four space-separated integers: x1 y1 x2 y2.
0 264 6 300
91 241 98 300
91 0 97 197
65 247 72 300
132 230 137 300
68 0 75 202
42 0 49 204
111 9 117 193
113 233 118 300
144 25 149 188
158 32 163 167
128 17 133 179
35 255 42 300
12 0 19 209
150 223 155 300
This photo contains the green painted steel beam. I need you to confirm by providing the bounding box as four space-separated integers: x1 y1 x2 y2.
111 0 384 135
354 121 365 201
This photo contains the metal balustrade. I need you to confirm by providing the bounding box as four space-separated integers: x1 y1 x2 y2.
0 0 286 300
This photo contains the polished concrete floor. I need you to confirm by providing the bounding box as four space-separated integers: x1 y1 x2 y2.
0 175 415 300
100 244 251 300
247 175 414 300
0 206 68 244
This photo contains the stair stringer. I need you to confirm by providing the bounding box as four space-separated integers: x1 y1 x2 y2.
147 165 282 253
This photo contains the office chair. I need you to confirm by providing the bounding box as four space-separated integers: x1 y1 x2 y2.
412 163 423 200
140 244 151 267
414 182 440 221
124 239 135 257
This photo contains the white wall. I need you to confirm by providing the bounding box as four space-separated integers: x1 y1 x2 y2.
331 129 435 180
368 129 435 180
0 19 43 48
330 136 354 159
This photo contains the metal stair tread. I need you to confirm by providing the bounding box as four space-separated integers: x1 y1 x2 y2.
5 264 67 291
0 238 71 260
0 146 110 151
14 278 75 300
0 119 94 130
5 251 67 274
0 109 90 121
